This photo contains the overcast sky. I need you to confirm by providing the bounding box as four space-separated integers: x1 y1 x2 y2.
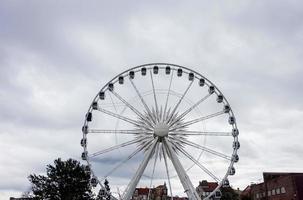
1 0 303 199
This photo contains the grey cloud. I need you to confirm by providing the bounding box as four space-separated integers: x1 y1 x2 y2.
1 0 303 198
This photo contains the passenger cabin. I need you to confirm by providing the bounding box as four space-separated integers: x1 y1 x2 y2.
91 177 98 187
99 189 106 197
81 151 87 160
232 154 239 163
165 66 171 74
82 125 88 134
208 85 215 94
188 72 194 81
118 76 124 84
108 83 114 91
86 112 92 122
129 71 135 79
99 91 105 100
217 94 223 103
199 78 205 86
232 128 239 137
224 105 230 113
229 167 236 175
141 67 147 75
223 179 230 187
80 138 87 147
92 102 98 110
233 141 240 149
153 66 159 74
228 116 235 125
177 68 182 76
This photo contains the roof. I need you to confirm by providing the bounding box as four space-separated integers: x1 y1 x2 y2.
241 185 251 196
136 188 150 195
263 172 303 181
135 183 166 196
156 184 167 189
198 181 218 192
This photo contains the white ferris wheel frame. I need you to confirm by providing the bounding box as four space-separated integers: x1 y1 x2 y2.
81 63 240 200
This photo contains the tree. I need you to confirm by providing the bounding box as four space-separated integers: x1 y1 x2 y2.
220 186 240 200
28 158 94 200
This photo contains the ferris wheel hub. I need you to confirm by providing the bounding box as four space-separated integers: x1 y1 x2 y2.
153 122 169 137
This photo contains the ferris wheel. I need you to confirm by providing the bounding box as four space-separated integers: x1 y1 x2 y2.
81 63 240 200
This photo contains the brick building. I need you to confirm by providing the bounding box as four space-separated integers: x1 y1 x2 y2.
132 183 167 200
241 172 303 200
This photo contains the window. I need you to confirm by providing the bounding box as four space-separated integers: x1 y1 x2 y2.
276 188 281 194
263 192 265 197
272 189 276 195
281 187 286 194
268 190 271 196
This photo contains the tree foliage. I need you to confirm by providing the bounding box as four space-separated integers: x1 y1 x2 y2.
220 186 240 200
29 158 94 200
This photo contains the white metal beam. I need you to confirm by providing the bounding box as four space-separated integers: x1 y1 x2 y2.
164 139 201 200
122 139 157 200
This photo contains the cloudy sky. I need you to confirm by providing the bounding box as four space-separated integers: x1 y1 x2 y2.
1 0 303 199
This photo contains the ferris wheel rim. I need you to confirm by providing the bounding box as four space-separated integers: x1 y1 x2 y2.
81 63 239 200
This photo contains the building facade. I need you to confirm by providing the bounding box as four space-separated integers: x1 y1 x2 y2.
132 183 168 200
241 172 303 200
196 180 221 200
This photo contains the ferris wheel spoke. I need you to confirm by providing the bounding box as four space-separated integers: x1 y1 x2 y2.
169 93 211 127
169 130 232 137
88 129 153 135
122 139 158 200
163 138 201 200
97 107 151 130
108 92 118 113
129 78 156 125
150 70 159 122
110 90 154 129
148 142 160 200
169 139 220 182
89 136 152 157
180 139 231 160
163 72 174 122
166 80 194 124
102 138 155 181
171 111 225 130
162 143 174 200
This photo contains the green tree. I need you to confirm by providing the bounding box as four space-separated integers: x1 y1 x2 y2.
221 186 239 200
29 158 94 200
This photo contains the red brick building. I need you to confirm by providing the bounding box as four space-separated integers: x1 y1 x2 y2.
241 172 303 200
132 183 168 200
131 183 190 200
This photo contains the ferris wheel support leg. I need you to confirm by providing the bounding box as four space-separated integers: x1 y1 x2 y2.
122 140 157 200
164 139 201 200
